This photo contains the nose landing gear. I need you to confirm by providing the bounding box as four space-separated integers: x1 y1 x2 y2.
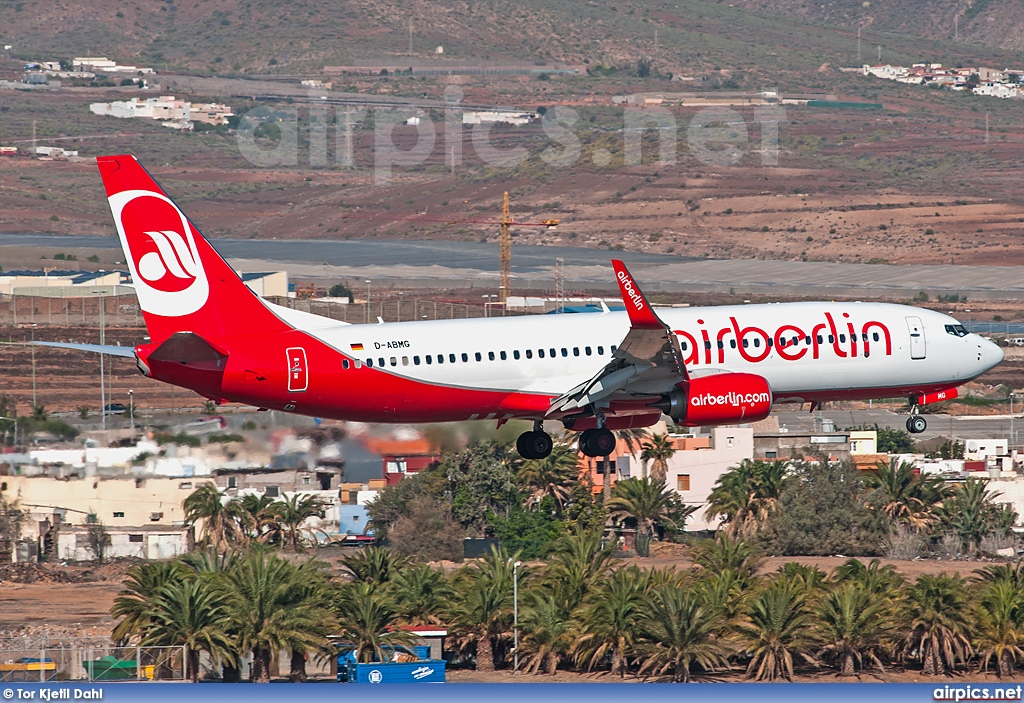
906 413 927 434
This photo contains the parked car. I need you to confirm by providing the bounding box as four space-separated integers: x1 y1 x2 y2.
103 403 127 415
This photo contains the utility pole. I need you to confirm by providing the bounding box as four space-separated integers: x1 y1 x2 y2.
955 15 959 41
986 112 990 144
94 290 107 430
877 45 881 62
554 257 564 313
30 324 37 408
31 120 36 151
857 27 861 62
654 28 658 52
408 20 413 54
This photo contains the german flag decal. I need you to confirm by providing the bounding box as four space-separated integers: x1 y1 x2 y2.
350 343 364 351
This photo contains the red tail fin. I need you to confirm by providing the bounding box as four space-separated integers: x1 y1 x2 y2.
97 155 287 345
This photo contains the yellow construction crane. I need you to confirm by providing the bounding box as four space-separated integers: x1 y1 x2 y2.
340 192 558 306
499 191 559 304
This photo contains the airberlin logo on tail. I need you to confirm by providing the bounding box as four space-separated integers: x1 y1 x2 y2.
137 230 200 292
616 271 644 311
107 189 209 317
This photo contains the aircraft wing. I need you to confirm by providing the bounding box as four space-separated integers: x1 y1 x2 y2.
31 341 137 358
545 259 687 417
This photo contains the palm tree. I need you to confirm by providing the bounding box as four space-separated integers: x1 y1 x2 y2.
182 484 243 552
706 459 789 539
140 578 236 682
334 581 419 663
636 585 730 682
866 458 948 530
940 477 1007 554
340 546 409 587
640 434 676 485
388 564 454 627
902 573 973 675
237 493 282 545
974 563 1024 589
831 558 905 595
606 477 682 557
285 558 335 682
450 546 522 672
737 579 817 681
697 567 755 626
519 593 575 675
974 580 1024 678
816 583 892 676
692 534 763 578
272 493 327 551
543 525 616 612
777 563 829 593
517 442 580 511
572 566 647 676
222 549 331 682
111 561 192 643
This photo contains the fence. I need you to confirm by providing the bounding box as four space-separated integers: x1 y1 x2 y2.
0 639 186 682
0 293 533 328
0 294 140 328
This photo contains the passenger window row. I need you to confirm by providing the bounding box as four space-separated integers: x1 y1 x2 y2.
355 345 617 369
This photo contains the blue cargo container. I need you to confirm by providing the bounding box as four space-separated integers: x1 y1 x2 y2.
337 645 444 683
346 660 446 683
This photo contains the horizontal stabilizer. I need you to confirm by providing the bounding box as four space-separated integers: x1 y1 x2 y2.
30 341 136 358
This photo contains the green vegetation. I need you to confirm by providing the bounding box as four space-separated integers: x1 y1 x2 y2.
107 447 1024 681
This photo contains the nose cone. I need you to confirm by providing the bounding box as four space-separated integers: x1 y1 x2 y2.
981 336 1004 371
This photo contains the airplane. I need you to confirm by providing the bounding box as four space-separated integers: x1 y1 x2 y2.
42 154 1004 460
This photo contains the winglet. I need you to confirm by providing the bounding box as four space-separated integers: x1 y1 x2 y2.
611 259 664 330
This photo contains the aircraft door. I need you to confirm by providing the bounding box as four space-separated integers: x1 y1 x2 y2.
906 316 926 360
286 347 308 392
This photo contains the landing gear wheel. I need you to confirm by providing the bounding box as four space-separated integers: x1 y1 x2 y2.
906 415 927 434
517 430 553 460
580 428 616 457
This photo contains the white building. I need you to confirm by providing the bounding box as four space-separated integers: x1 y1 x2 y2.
73 56 154 74
666 426 755 531
862 64 908 80
965 439 1009 461
90 96 232 127
974 82 1021 99
462 111 537 126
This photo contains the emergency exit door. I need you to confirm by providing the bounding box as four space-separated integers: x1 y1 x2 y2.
286 347 308 392
906 317 926 360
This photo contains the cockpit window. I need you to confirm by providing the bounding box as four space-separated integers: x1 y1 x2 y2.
945 324 968 338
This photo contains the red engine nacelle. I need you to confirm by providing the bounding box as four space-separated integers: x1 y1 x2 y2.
653 373 773 426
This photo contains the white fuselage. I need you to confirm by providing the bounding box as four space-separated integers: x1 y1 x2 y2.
288 301 1002 405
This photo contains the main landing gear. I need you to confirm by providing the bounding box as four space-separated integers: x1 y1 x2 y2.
517 422 554 460
906 414 927 434
578 428 616 458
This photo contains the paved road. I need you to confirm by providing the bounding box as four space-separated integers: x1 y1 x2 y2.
775 407 1021 442
6 233 1024 299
